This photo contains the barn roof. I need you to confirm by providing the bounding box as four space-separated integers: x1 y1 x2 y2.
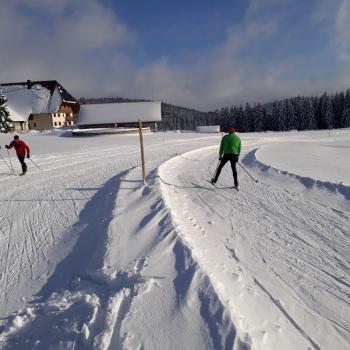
0 80 80 121
1 80 78 103
78 102 161 126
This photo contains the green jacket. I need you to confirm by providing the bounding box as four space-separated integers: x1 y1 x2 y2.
219 133 241 156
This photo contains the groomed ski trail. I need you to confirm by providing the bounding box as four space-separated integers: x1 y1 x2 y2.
0 134 244 349
158 146 350 350
1 132 349 349
0 164 239 350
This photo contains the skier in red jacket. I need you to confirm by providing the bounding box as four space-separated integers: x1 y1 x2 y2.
6 135 30 175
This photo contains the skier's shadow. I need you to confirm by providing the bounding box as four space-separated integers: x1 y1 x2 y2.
35 170 130 300
157 175 215 191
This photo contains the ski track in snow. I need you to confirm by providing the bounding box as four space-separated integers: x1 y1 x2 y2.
0 135 241 349
0 132 349 349
158 145 350 349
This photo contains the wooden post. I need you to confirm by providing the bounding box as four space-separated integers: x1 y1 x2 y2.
138 119 146 184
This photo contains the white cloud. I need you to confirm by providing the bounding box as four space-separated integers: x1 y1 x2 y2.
336 0 350 62
0 0 349 111
0 1 135 87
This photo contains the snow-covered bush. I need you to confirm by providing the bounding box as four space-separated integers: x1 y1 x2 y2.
0 89 12 133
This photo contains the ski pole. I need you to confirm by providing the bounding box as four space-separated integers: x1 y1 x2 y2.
237 162 258 183
7 149 14 174
29 158 43 171
0 146 12 172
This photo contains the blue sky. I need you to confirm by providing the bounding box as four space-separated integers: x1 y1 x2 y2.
1 0 350 110
108 0 249 62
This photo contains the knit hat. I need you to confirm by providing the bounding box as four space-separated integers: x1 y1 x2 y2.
228 127 236 133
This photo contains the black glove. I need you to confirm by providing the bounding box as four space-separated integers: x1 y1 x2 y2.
27 154 30 158
5 145 9 149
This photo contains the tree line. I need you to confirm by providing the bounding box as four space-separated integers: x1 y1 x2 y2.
80 88 350 132
213 89 350 132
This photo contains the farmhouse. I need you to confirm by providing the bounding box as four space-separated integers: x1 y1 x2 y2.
78 102 162 130
1 80 80 131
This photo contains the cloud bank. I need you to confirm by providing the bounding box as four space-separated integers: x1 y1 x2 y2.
0 0 349 111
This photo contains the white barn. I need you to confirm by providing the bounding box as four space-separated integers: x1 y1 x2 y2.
196 125 221 133
78 102 162 130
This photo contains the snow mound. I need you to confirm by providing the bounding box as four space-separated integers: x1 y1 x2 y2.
244 148 350 209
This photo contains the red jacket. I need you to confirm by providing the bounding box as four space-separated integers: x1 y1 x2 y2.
7 140 30 158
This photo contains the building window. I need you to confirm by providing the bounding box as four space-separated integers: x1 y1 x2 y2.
34 123 37 127
58 122 61 126
54 122 57 126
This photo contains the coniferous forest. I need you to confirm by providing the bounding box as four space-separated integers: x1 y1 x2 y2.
80 87 350 132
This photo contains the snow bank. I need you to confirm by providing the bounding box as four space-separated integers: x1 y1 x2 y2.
256 136 350 185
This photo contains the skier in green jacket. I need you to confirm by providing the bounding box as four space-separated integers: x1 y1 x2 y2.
211 127 241 188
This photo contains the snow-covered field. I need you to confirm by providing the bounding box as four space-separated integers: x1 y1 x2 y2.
0 129 349 349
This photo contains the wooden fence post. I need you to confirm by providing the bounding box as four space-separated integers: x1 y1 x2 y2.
139 119 146 184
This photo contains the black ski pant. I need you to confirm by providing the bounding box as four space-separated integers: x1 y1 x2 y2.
212 154 239 186
18 156 27 173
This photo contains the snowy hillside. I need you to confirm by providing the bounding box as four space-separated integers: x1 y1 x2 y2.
0 129 349 349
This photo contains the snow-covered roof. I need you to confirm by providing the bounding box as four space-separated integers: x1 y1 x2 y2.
78 102 162 125
196 125 220 133
1 81 79 122
6 106 27 122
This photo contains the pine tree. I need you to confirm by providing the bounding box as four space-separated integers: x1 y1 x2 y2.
342 89 350 128
321 94 334 129
302 99 316 130
333 92 345 128
0 90 12 133
235 105 245 132
313 95 323 129
277 100 288 131
271 101 280 131
252 103 264 132
244 103 253 132
263 110 274 131
292 97 303 130
284 99 296 130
